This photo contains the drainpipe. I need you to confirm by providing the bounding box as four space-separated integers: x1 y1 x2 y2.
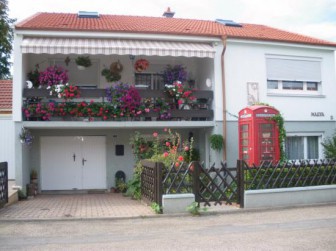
221 36 227 160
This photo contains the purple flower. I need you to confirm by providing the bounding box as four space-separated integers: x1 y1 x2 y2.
39 65 69 87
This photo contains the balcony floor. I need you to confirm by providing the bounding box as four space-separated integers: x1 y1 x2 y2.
22 120 215 129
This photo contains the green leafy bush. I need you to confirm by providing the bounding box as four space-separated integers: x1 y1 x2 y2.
321 131 336 158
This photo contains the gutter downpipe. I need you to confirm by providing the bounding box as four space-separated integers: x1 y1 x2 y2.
221 36 227 161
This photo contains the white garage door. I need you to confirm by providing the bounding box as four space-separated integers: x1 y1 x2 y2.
41 136 106 190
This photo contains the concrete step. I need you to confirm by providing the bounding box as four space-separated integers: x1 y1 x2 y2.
6 180 19 206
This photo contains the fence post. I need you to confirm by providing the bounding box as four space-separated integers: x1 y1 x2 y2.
155 162 163 207
192 161 200 204
236 160 245 208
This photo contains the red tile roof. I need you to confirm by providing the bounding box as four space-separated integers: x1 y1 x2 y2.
0 80 12 112
15 12 336 47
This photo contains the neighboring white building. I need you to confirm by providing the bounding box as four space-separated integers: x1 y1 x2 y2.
0 80 15 179
12 11 336 193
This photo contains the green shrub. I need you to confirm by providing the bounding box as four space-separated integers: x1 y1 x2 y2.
321 131 336 158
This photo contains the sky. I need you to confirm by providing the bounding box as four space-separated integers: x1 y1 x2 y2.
7 0 336 42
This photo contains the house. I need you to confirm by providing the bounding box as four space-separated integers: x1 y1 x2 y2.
0 80 15 179
12 11 336 193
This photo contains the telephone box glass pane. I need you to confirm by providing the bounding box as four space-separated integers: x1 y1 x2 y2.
240 124 249 160
259 123 275 161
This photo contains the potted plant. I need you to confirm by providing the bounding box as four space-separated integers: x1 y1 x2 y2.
75 56 92 70
30 169 38 184
162 64 188 85
134 59 149 72
209 134 224 152
38 65 69 87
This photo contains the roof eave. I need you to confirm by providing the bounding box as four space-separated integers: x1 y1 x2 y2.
227 36 336 50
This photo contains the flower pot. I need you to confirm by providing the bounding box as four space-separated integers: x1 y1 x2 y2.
77 65 86 70
179 104 191 110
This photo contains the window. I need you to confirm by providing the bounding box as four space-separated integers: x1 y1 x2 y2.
266 56 322 95
282 81 303 90
267 80 278 89
307 82 318 91
135 73 163 90
285 136 320 160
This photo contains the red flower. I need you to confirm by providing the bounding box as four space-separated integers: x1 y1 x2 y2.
178 156 184 162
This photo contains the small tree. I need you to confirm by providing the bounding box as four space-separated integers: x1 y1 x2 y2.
321 131 336 159
0 0 16 79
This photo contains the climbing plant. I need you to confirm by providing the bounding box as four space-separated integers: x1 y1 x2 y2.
270 113 286 162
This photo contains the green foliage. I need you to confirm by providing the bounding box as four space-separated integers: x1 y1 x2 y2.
0 0 16 79
101 68 121 82
321 131 336 158
130 129 194 169
116 178 127 193
75 56 92 67
183 147 200 163
244 164 336 190
209 134 224 151
186 202 207 216
150 202 162 214
125 162 143 200
27 65 40 88
270 113 287 162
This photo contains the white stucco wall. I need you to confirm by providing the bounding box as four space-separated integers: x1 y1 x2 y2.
224 40 336 123
0 116 15 179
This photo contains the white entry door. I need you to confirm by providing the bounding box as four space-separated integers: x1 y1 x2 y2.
41 136 106 190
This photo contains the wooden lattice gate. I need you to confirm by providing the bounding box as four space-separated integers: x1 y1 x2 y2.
192 162 240 206
141 161 242 207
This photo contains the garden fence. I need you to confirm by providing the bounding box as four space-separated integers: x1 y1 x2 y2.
141 159 336 209
0 162 8 208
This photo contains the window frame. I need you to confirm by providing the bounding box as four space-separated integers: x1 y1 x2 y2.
285 133 323 160
265 55 323 96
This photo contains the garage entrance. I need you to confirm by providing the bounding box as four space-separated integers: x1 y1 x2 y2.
40 136 106 191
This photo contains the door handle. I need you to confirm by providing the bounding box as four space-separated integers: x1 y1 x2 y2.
73 153 76 162
82 158 87 165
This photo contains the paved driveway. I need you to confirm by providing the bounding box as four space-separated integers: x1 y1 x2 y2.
0 193 155 220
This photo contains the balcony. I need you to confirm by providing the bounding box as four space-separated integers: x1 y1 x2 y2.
22 88 213 123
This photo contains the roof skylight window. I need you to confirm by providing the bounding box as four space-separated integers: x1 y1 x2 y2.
78 11 100 18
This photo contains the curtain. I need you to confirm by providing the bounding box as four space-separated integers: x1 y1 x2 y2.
285 137 304 160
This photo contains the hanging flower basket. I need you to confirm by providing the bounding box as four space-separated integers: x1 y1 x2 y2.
19 127 34 146
134 59 149 72
110 61 124 74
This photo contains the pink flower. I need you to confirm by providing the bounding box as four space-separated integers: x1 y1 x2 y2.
153 132 158 137
184 146 189 152
177 99 183 105
163 152 169 157
164 128 168 132
145 108 150 113
178 156 184 162
175 162 180 167
166 142 171 147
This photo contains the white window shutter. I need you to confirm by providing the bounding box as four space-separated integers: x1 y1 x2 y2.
266 58 321 82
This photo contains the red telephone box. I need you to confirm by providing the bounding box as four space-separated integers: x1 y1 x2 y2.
238 105 280 166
